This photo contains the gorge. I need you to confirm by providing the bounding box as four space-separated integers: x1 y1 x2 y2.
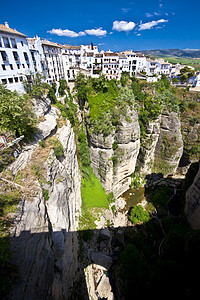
0 75 200 299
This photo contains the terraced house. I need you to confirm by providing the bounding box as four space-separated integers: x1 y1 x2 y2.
0 22 35 92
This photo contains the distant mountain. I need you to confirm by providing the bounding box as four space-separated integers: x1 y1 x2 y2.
137 48 200 59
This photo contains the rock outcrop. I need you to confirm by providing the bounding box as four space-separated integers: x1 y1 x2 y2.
139 111 183 176
10 122 82 300
185 163 200 229
88 108 140 198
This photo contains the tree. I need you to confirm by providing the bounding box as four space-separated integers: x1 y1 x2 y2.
23 72 48 99
58 79 68 96
0 84 37 139
75 72 88 109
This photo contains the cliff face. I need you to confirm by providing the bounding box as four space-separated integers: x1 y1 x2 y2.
88 107 140 198
185 164 200 229
139 111 183 176
9 111 81 299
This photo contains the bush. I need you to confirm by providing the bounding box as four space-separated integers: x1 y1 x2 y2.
53 140 64 159
112 141 118 151
129 205 150 224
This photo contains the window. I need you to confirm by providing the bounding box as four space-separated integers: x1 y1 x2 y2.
2 64 6 70
0 51 8 61
2 37 10 48
31 52 35 61
13 51 19 61
17 64 20 69
2 79 7 84
10 38 17 48
22 64 25 68
0 38 2 47
8 78 13 83
21 41 24 46
27 63 29 68
14 77 18 83
23 52 29 61
10 64 13 70
19 76 23 82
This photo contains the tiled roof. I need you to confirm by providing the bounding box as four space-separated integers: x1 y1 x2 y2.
41 40 62 48
0 24 26 37
104 52 119 57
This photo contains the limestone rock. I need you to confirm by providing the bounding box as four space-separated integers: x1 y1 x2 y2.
97 274 114 300
185 163 200 229
88 107 140 198
90 252 113 271
10 121 82 300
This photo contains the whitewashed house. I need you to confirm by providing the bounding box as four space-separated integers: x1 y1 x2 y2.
156 59 172 76
41 40 64 83
146 59 159 76
0 22 35 92
102 52 121 80
120 51 146 76
27 36 48 78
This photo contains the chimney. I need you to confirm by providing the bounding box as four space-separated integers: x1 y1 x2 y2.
5 22 9 28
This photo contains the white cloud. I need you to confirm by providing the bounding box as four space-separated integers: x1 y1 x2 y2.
85 27 107 36
122 8 130 13
48 28 85 37
138 19 168 31
48 27 107 37
112 20 135 32
146 13 153 17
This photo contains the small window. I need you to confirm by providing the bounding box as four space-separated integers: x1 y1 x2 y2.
19 76 23 82
10 64 13 70
2 64 6 70
10 38 17 48
0 38 2 47
17 64 20 69
21 41 24 46
8 78 13 83
0 50 8 61
13 51 19 61
14 77 18 83
23 52 29 61
2 78 7 84
22 64 25 68
27 63 29 68
2 37 10 48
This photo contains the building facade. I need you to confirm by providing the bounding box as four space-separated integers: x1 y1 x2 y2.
0 22 35 92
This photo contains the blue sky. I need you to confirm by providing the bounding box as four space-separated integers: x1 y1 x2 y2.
1 0 200 51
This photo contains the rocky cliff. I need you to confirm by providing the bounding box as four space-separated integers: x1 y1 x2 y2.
88 107 140 198
185 163 200 229
9 99 82 300
139 111 183 176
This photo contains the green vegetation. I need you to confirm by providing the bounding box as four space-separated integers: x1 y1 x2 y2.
53 140 64 159
0 84 37 139
129 205 150 224
163 56 200 71
58 79 68 96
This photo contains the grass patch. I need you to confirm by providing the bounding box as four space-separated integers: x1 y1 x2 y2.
81 166 109 211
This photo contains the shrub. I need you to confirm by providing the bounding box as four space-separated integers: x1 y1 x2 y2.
52 139 64 159
112 155 118 167
112 141 118 151
129 205 150 224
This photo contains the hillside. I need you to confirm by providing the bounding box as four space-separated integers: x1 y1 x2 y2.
138 48 200 59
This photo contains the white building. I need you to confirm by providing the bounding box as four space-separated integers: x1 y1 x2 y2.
121 51 146 76
41 40 64 83
102 52 121 80
146 59 159 76
156 59 172 76
27 36 48 78
0 22 35 92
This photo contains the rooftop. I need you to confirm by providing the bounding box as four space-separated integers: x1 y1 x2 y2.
0 23 26 38
41 40 62 48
